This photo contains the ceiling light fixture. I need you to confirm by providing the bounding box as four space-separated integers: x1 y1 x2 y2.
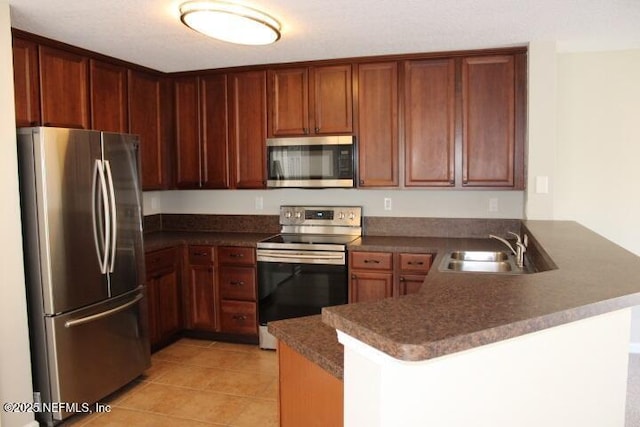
180 1 281 46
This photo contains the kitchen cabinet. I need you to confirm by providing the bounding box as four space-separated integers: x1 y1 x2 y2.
279 341 344 427
128 70 170 190
12 36 40 127
403 58 455 187
145 247 182 349
268 64 353 136
396 253 432 295
349 252 394 303
185 245 217 332
462 54 523 187
217 246 258 336
356 62 398 187
89 59 128 132
228 71 267 188
174 74 229 189
38 46 89 129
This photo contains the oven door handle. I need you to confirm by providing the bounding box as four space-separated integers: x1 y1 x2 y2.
257 251 345 265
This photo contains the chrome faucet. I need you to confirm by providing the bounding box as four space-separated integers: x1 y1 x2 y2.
489 231 527 268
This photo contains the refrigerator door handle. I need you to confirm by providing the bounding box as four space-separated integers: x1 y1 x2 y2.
91 160 110 274
64 293 143 328
104 160 117 273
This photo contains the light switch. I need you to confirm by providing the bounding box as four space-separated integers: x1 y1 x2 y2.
384 198 392 211
536 176 549 194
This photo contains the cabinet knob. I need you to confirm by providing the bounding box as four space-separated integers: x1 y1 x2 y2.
399 277 406 282
314 127 320 133
359 180 364 185
303 128 309 135
351 274 357 279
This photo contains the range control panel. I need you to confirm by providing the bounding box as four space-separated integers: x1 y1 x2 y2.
279 206 362 227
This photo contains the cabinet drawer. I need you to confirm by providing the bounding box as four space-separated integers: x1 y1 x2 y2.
350 251 393 270
145 247 177 274
218 246 256 265
220 300 257 335
398 253 432 273
189 245 215 265
219 267 257 301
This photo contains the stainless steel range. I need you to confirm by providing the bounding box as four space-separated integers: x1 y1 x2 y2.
257 206 362 349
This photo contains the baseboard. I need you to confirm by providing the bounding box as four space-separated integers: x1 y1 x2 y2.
630 342 640 354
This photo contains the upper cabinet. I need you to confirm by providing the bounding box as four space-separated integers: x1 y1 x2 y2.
403 58 456 187
228 70 267 189
12 37 40 127
461 55 524 188
128 70 170 190
39 46 89 129
357 62 399 187
90 60 128 133
174 74 229 189
268 64 353 137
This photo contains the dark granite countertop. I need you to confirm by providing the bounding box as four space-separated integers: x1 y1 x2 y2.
271 220 640 378
143 231 276 252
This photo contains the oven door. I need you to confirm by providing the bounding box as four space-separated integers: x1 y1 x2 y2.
257 250 348 327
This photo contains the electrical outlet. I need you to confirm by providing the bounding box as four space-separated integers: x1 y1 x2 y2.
489 198 499 213
384 198 392 211
255 196 264 210
536 176 549 194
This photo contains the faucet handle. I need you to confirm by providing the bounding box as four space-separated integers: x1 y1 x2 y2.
508 231 522 243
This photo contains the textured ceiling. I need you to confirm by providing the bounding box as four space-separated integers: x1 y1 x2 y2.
8 0 640 73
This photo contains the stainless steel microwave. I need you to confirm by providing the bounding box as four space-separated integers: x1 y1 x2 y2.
266 136 355 188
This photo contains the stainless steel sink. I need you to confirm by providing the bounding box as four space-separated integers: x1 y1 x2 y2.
449 251 509 262
439 250 531 274
445 259 512 273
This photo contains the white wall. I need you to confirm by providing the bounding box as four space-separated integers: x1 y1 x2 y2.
146 189 525 218
526 44 640 346
0 2 36 426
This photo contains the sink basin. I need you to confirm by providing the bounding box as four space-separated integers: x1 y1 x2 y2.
446 259 512 273
439 250 531 274
449 251 509 262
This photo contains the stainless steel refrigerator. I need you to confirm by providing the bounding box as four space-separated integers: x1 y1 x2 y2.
17 127 150 426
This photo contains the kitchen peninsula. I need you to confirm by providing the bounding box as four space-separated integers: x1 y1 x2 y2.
270 220 640 427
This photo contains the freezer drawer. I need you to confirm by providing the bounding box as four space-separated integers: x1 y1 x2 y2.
39 289 150 423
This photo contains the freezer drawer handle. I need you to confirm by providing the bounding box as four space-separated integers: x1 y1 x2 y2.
64 294 143 328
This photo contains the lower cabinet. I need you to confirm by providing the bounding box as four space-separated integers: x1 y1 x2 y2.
218 246 258 337
185 245 217 332
145 247 182 348
278 341 343 427
349 251 433 303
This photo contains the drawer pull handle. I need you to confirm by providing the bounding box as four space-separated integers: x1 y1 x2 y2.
399 277 406 282
229 253 244 258
193 252 208 256
230 281 245 286
232 314 248 321
364 259 380 264
408 261 424 265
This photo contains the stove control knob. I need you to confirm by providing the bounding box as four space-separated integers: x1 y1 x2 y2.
295 211 302 219
338 212 346 220
349 211 356 220
284 210 292 219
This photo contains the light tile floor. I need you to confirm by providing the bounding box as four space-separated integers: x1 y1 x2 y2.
64 338 279 427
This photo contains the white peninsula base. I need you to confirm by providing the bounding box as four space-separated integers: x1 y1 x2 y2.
338 309 631 427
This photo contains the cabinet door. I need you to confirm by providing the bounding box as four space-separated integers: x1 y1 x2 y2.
128 70 165 190
228 70 267 188
268 68 309 136
357 62 398 187
398 274 426 296
187 264 217 331
145 276 160 347
175 76 201 188
90 60 128 132
39 46 89 129
12 37 40 127
350 271 393 303
157 268 181 338
404 59 455 187
312 64 353 134
462 55 515 187
201 74 229 188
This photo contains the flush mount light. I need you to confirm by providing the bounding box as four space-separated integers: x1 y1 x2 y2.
180 1 281 45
